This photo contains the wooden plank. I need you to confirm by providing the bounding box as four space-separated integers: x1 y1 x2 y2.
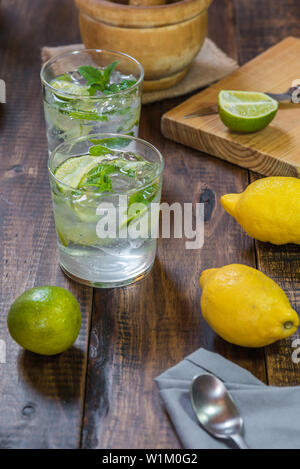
81 100 266 449
81 1 267 443
207 0 238 59
162 37 300 178
233 0 300 64
233 0 300 386
255 238 300 386
0 0 92 448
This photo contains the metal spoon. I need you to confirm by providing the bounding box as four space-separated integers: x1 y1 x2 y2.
184 85 300 118
190 374 249 449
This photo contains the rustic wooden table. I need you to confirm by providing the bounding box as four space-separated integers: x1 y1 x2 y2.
0 0 299 449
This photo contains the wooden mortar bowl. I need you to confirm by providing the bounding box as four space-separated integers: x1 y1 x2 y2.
74 0 213 91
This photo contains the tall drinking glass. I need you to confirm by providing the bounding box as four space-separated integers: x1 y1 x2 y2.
41 49 144 154
48 133 164 288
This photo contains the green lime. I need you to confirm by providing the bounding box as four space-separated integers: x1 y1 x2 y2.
218 90 278 133
54 155 105 189
7 286 81 355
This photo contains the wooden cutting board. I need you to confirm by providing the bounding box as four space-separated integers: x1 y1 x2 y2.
161 37 300 177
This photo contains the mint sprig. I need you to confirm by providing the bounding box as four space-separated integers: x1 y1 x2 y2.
81 164 115 192
78 62 118 95
77 62 137 96
80 144 155 197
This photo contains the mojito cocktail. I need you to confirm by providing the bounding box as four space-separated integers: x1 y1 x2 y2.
48 133 164 287
41 50 144 154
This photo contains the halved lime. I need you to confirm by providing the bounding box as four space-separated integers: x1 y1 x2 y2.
54 155 106 189
218 90 278 133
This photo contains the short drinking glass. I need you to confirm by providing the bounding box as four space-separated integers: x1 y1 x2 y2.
48 133 164 287
41 49 144 154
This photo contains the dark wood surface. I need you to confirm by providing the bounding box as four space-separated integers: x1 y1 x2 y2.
0 0 299 449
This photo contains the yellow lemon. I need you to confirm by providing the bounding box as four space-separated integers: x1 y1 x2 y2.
220 177 300 245
200 264 299 347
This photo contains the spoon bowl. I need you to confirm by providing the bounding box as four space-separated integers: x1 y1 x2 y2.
190 374 249 449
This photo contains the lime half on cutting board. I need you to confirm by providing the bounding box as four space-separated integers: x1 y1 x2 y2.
218 90 278 133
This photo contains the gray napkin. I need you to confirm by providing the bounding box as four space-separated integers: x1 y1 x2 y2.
155 348 300 449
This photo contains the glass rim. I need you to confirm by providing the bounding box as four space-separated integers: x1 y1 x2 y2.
40 48 144 100
48 132 164 196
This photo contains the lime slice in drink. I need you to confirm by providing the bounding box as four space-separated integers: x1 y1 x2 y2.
54 155 106 189
218 90 278 133
45 104 86 137
54 156 108 234
51 78 90 98
55 219 102 246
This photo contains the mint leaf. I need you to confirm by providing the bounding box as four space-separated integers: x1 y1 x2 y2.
84 170 113 192
123 184 159 226
78 66 103 86
88 84 103 96
119 79 137 90
103 61 118 85
89 144 111 156
104 79 137 94
77 62 136 96
102 85 118 95
78 62 119 95
86 164 116 180
81 164 116 192
89 137 130 149
69 111 108 121
128 184 158 207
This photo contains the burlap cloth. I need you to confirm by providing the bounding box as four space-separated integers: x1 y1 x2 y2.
41 39 238 104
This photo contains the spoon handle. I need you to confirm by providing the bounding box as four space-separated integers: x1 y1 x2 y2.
230 433 249 449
